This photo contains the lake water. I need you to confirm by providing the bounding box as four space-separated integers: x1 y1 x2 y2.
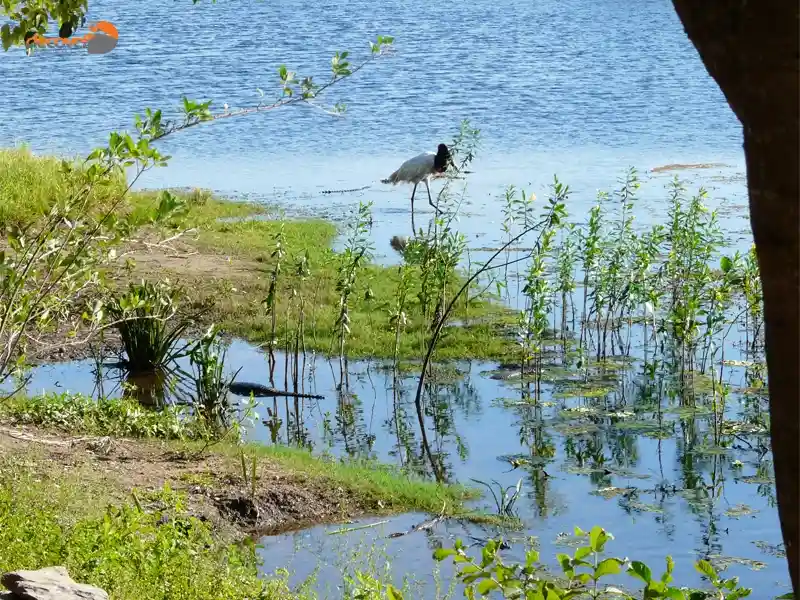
1 0 751 256
3 0 787 595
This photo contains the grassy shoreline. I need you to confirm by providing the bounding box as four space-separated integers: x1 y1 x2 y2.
2 147 519 364
0 395 486 599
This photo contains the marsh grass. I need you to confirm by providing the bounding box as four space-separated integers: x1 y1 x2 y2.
188 212 515 360
0 147 126 227
106 279 194 372
0 459 301 600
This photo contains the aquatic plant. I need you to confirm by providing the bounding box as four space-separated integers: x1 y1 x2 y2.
334 200 374 376
432 526 754 599
186 325 242 432
470 477 523 518
105 278 194 373
263 221 287 366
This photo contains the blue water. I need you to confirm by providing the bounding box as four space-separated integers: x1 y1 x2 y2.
0 0 750 255
2 0 785 595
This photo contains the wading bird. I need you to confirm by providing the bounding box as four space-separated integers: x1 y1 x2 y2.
381 143 456 233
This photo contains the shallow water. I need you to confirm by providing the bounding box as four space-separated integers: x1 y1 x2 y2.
13 335 788 595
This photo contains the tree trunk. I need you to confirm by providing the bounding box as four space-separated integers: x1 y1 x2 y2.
670 0 799 592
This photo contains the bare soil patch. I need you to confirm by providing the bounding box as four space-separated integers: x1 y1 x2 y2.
0 423 369 541
25 238 265 365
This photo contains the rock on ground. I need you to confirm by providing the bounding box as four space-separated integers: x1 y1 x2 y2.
0 566 108 600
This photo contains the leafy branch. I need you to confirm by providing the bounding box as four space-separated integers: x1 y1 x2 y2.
125 35 394 146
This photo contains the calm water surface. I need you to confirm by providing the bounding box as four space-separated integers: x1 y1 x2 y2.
19 336 787 595
1 0 750 254
3 0 783 595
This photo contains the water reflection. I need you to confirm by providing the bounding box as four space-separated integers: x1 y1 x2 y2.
7 331 783 593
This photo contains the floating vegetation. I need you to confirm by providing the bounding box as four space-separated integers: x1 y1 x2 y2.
590 486 637 500
724 503 759 519
553 385 615 399
722 420 769 435
692 444 731 456
559 405 601 416
707 554 768 572
552 422 601 436
663 404 715 417
622 500 664 514
752 541 786 558
610 420 670 434
552 529 589 548
738 473 775 485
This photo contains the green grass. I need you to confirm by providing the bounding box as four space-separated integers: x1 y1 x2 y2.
0 146 519 361
1 392 200 439
0 458 301 600
0 392 481 521
0 146 126 226
154 207 518 360
233 442 479 517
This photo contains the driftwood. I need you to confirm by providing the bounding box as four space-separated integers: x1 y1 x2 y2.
227 382 324 400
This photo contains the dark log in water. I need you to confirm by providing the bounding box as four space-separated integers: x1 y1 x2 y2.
227 382 324 400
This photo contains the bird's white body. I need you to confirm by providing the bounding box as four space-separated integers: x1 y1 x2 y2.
382 146 452 234
381 151 439 186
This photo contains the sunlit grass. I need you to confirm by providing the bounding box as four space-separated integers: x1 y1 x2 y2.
0 457 300 600
0 147 518 361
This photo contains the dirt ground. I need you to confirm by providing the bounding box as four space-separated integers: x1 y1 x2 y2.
0 422 367 541
25 238 264 365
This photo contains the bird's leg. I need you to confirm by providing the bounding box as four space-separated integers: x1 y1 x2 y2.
410 183 418 236
425 179 442 215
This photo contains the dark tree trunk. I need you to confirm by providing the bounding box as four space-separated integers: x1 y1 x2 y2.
670 0 799 592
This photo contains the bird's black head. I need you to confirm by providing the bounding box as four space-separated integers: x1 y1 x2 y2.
433 143 452 173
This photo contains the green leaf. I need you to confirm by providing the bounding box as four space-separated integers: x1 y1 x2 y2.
433 548 456 561
477 579 498 595
386 584 404 600
589 526 610 553
525 550 540 567
556 553 572 572
694 559 716 581
662 555 675 582
627 561 652 584
594 558 623 579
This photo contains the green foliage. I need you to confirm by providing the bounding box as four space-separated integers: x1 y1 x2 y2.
1 392 199 439
105 278 193 372
0 465 300 600
469 477 523 518
186 325 248 435
433 526 753 599
335 200 375 360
